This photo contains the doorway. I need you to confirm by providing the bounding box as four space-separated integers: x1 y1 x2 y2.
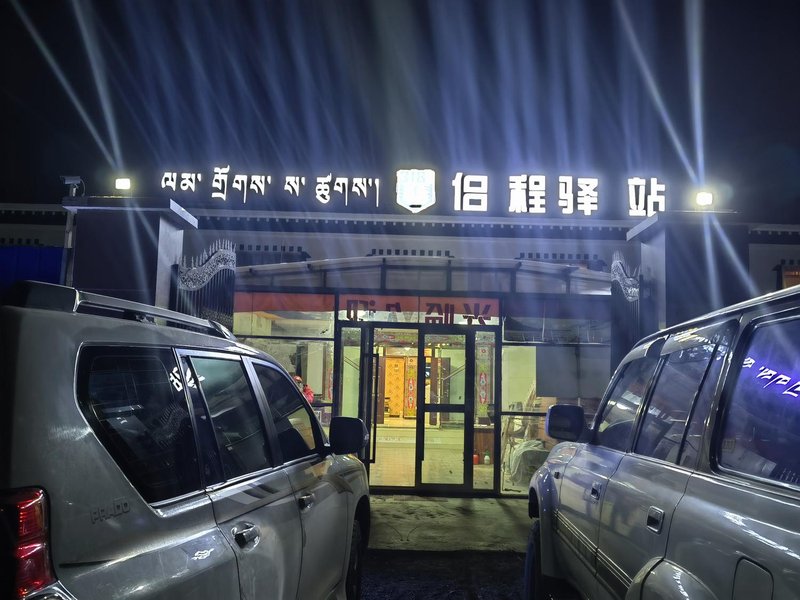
337 324 498 493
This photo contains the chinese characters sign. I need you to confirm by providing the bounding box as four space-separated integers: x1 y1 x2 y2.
160 166 666 218
338 294 500 326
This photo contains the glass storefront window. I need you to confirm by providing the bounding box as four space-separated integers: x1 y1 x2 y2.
501 345 609 413
234 292 334 338
339 328 362 419
500 414 553 494
503 295 611 343
500 342 609 495
474 331 495 490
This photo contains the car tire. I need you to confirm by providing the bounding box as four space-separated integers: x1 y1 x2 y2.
523 519 551 600
345 519 364 600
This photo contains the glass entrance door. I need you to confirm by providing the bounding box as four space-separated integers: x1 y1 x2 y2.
417 330 499 492
367 327 419 487
418 332 468 487
337 325 498 493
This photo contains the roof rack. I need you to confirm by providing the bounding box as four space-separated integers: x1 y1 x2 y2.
4 281 236 341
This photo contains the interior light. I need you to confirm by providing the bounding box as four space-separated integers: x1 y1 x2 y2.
115 177 132 191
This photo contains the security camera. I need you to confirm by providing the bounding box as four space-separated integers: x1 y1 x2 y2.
60 175 84 197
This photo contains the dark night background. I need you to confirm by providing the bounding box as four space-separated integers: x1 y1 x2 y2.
1 0 798 221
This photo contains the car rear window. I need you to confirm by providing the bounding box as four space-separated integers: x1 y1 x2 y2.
77 347 201 503
719 318 800 488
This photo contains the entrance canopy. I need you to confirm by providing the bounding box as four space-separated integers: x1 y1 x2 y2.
236 255 611 296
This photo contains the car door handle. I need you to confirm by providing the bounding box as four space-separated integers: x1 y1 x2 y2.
589 482 602 502
298 493 315 511
232 523 260 547
647 506 665 533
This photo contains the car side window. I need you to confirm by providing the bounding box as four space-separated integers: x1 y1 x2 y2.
678 325 734 468
77 346 201 503
634 338 716 463
189 357 272 480
178 357 225 486
719 318 800 488
252 363 319 462
595 356 659 451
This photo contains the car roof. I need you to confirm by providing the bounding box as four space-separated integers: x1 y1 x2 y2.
2 280 279 365
637 284 800 348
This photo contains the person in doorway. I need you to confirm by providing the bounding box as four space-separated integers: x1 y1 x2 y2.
293 375 315 405
302 382 315 404
293 374 303 390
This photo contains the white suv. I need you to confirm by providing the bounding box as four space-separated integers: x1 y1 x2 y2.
525 285 800 600
0 281 370 600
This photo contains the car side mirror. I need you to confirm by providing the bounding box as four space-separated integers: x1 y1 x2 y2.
545 404 586 442
329 416 369 455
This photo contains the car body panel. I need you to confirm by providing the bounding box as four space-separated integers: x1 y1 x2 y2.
639 560 719 600
667 473 799 600
531 441 577 578
0 294 370 600
1 308 240 600
527 286 800 600
207 470 303 600
553 444 623 599
284 455 350 600
597 455 690 598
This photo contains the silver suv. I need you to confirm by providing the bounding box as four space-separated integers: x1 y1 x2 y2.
0 281 370 600
525 285 800 600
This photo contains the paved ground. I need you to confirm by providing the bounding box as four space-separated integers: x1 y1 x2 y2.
367 495 531 552
363 550 526 599
362 495 531 599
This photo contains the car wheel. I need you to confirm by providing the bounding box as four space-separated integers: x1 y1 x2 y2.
523 519 550 600
345 519 364 600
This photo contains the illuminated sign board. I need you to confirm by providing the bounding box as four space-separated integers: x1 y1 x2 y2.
160 166 667 219
338 294 500 326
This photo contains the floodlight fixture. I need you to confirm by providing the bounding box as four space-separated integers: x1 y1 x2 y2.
695 190 714 208
115 177 132 191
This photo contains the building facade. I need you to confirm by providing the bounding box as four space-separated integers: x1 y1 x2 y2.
2 201 800 495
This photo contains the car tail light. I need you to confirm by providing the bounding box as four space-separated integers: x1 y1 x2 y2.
1 487 56 598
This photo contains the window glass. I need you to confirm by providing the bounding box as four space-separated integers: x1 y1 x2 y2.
233 292 334 338
501 345 608 414
719 319 800 487
635 340 715 462
679 326 734 468
241 337 335 434
253 364 318 462
190 357 271 479
595 357 658 451
178 357 224 485
78 347 200 503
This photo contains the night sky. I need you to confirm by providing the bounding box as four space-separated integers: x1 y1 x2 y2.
2 0 799 222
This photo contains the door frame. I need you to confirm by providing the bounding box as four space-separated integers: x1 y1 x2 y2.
334 320 500 494
415 326 474 492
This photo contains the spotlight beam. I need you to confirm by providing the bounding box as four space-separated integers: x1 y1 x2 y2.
70 0 123 170
686 0 705 183
10 0 115 168
710 216 760 298
615 0 698 184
